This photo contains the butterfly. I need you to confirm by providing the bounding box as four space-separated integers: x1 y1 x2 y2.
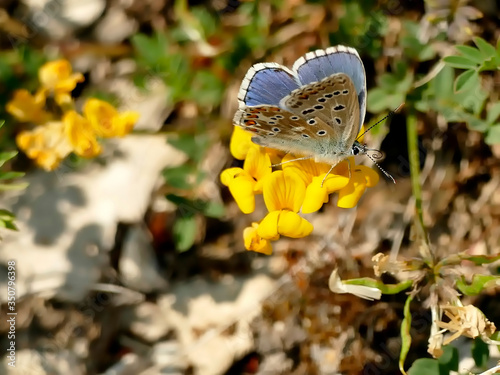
233 45 372 179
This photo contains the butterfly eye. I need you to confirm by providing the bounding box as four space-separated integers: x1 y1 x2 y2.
317 130 327 136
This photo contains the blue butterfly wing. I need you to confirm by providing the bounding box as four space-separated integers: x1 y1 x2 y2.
237 63 300 108
292 46 367 129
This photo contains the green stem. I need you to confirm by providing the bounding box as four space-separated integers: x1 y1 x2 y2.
406 111 433 262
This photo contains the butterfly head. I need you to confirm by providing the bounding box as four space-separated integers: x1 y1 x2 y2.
351 142 367 156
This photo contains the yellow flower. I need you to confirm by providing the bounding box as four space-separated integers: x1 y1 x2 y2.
230 126 253 160
83 98 139 138
337 164 379 208
282 154 350 214
16 122 72 171
63 111 102 158
243 222 273 255
220 145 272 214
38 59 84 105
258 169 313 240
6 89 51 123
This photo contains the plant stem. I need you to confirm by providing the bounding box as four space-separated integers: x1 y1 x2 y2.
406 111 433 262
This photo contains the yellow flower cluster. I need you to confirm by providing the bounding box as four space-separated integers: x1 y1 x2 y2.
6 60 139 170
221 127 379 255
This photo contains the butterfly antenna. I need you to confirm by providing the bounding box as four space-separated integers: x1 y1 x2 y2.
356 103 405 141
365 152 396 184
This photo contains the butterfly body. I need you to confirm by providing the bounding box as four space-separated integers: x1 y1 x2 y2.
234 46 367 168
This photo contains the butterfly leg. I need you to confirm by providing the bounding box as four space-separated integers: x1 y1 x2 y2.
320 160 343 187
271 155 313 168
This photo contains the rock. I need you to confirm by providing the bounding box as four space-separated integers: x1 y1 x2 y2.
93 5 137 44
123 302 172 343
156 273 277 375
0 135 186 302
119 224 168 293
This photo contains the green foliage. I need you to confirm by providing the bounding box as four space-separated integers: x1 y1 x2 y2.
441 37 500 143
407 346 458 375
367 61 414 113
166 194 225 252
163 133 225 252
471 337 489 368
0 120 27 235
400 295 413 374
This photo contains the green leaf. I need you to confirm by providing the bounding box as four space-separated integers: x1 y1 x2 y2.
344 278 413 294
438 253 500 267
202 200 225 219
472 337 489 367
455 45 484 64
131 32 170 68
486 103 500 124
191 70 225 107
0 171 25 180
408 359 441 375
486 124 500 145
173 214 198 252
399 295 413 375
0 151 18 168
162 164 196 190
443 55 478 70
0 209 18 231
454 69 478 92
167 134 209 163
0 182 29 191
473 37 496 59
456 274 500 295
165 194 224 219
438 345 459 372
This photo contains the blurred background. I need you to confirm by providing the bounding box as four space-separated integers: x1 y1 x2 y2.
0 0 500 374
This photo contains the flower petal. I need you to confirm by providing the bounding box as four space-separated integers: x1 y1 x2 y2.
282 153 327 185
257 211 280 240
356 165 380 187
329 269 382 301
230 126 253 160
228 174 256 214
323 173 350 193
16 122 72 170
63 111 102 158
301 178 329 214
263 170 306 212
337 169 367 208
243 223 273 255
244 144 272 185
277 210 313 238
6 89 51 123
111 111 139 137
39 59 84 93
220 167 243 187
